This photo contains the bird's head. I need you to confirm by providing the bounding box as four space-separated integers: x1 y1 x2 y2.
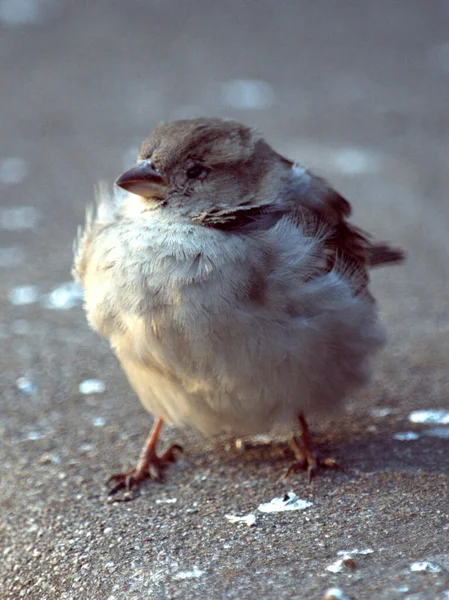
115 118 291 227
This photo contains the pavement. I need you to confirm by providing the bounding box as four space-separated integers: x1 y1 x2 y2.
1 1 449 599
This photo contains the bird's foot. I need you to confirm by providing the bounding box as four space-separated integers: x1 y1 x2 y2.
284 414 342 483
285 436 341 483
107 443 183 499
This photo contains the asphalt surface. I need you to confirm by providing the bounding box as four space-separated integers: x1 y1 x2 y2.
1 1 449 599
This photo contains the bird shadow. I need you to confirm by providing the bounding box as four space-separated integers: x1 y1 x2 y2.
206 420 449 480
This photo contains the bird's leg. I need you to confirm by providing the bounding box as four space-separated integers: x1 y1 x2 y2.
108 417 182 496
285 413 341 483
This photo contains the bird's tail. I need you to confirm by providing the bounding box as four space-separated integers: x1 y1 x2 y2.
367 243 405 268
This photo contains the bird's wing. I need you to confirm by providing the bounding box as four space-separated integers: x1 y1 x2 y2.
193 163 404 293
284 164 405 291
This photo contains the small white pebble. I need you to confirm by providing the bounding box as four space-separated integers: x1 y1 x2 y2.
258 492 312 513
0 157 27 184
221 79 275 110
8 285 40 306
370 408 392 418
16 376 37 394
409 410 449 425
393 431 420 441
173 567 204 580
92 416 105 427
410 561 442 573
79 379 105 395
225 513 257 527
326 559 346 573
323 588 351 600
79 443 95 453
337 548 374 556
27 431 44 441
103 528 113 535
0 206 39 230
41 281 84 310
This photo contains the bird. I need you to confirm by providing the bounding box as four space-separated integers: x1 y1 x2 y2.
73 117 404 495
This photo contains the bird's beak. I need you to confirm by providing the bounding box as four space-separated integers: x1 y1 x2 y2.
115 160 168 199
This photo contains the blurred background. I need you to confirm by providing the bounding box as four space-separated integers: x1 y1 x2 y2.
1 1 449 598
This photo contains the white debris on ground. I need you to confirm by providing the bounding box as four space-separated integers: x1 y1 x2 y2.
225 513 257 527
410 561 442 573
395 586 410 593
79 379 105 395
393 431 420 441
8 285 40 306
326 559 348 574
409 410 449 425
16 376 38 394
172 567 204 580
91 417 105 427
78 443 95 455
370 408 393 418
221 79 275 110
26 431 44 441
257 492 312 513
337 549 374 557
0 206 39 230
326 549 373 573
155 498 177 505
40 281 84 310
322 588 352 600
0 157 27 184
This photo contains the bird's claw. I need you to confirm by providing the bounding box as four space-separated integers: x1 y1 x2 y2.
106 443 183 500
285 426 342 483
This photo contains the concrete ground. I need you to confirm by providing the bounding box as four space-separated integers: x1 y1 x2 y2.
1 1 449 598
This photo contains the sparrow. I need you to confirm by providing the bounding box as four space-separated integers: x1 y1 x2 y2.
73 118 404 494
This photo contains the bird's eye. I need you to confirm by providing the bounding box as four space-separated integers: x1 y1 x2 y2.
186 165 206 179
